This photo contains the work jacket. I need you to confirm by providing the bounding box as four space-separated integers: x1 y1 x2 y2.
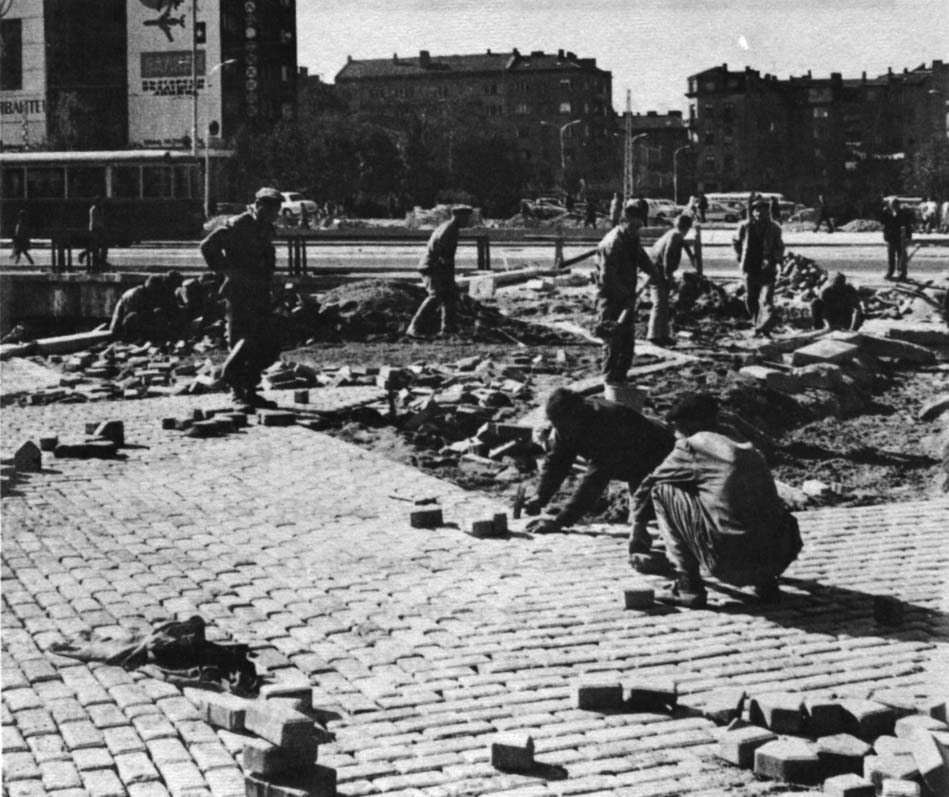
199 209 276 296
419 219 460 279
733 218 783 274
595 226 653 306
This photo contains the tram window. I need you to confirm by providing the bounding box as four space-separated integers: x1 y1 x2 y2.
67 167 106 198
2 168 25 198
113 166 141 198
26 167 65 198
142 166 172 198
173 166 193 198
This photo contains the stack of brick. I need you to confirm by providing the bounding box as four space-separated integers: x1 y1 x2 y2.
183 683 337 797
713 688 948 793
160 407 296 438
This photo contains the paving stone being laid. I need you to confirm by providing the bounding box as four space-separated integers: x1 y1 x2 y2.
822 772 876 797
717 725 778 769
816 733 873 777
490 732 535 772
750 692 807 734
754 738 823 785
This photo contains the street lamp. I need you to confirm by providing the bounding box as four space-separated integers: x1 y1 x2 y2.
203 59 237 218
628 132 647 199
673 145 692 205
540 118 583 175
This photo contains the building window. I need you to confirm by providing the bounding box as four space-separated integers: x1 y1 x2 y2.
724 155 735 172
113 167 141 199
3 168 25 199
437 85 448 98
703 104 715 118
515 102 529 115
560 78 571 89
703 156 716 171
723 102 735 121
726 77 739 89
142 166 173 198
67 167 106 199
703 80 716 92
559 101 571 114
26 168 65 199
0 18 23 90
281 65 290 82
813 107 829 118
484 83 498 95
704 131 715 144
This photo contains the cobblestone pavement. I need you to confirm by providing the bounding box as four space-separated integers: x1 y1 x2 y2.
2 391 948 797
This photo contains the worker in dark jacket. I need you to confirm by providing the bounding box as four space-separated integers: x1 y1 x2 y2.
523 388 675 536
200 186 283 410
406 205 473 337
594 201 657 383
629 393 802 608
882 197 913 280
811 272 865 331
110 276 168 342
733 195 784 336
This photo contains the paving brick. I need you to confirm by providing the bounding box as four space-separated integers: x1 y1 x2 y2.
242 735 318 777
903 726 949 796
625 677 677 712
880 780 921 796
754 738 823 785
816 733 873 777
863 754 921 790
127 783 171 797
154 760 207 796
243 765 336 797
490 732 535 772
840 699 896 740
5 780 47 797
4 751 42 781
145 737 191 764
574 680 624 711
202 767 246 797
4 723 29 752
59 719 105 750
749 693 806 734
894 714 948 738
875 735 915 756
115 751 161 784
39 760 83 791
70 745 114 771
717 725 777 769
80 767 127 797
27 732 70 762
103 725 146 755
822 772 875 797
243 701 314 749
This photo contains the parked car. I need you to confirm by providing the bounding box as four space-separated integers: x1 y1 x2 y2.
703 201 741 223
280 191 319 221
646 198 686 224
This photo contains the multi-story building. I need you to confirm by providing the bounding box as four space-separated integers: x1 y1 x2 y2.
623 111 691 200
686 60 949 207
335 48 615 191
0 0 296 152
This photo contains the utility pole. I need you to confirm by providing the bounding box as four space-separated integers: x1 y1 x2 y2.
623 90 632 202
191 0 198 157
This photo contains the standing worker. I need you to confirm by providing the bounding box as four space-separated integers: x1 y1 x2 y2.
87 196 108 272
200 187 284 411
405 205 473 338
594 202 656 383
813 194 835 233
636 195 650 226
646 214 695 346
733 194 784 336
882 197 913 280
583 198 599 229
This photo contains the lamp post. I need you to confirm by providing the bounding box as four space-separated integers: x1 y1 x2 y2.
540 118 583 181
673 144 692 205
203 59 237 218
628 132 647 199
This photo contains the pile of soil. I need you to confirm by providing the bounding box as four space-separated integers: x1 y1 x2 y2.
315 279 581 345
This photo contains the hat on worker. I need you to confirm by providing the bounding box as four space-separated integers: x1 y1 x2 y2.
254 187 283 204
622 199 643 219
750 193 769 208
451 204 474 215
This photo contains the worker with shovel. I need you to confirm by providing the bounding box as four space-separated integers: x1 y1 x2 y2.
406 204 473 338
593 201 656 383
200 187 283 411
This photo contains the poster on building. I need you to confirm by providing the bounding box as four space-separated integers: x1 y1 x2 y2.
127 0 221 148
0 3 47 150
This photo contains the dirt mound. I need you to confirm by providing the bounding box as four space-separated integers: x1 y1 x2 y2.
840 218 883 232
316 279 582 345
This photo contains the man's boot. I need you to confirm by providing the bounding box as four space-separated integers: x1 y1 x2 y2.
656 572 707 609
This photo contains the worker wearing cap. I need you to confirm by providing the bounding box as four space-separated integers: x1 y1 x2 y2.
882 197 913 280
629 393 802 608
200 187 283 410
593 201 656 383
733 194 784 336
109 275 170 342
406 205 473 337
646 214 696 345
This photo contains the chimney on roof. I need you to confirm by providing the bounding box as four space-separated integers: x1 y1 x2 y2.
512 47 519 58
722 63 727 71
567 51 576 60
419 50 430 68
670 110 682 118
486 48 491 54
903 67 908 75
935 60 943 69
888 66 893 76
298 66 308 78
557 49 564 59
807 69 812 78
347 55 352 63
393 52 398 62
862 71 866 82
647 110 657 116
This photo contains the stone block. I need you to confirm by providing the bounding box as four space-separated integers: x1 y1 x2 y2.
242 735 317 777
880 780 921 796
494 424 534 443
816 734 872 777
258 410 296 427
492 513 508 535
864 754 921 789
717 725 777 769
626 677 677 712
874 595 905 626
409 508 443 529
875 736 914 757
895 714 948 739
182 688 250 731
822 773 875 797
468 274 496 300
749 692 806 734
574 680 624 711
187 420 224 438
623 587 654 610
243 702 313 749
490 732 534 772
754 738 823 784
13 441 42 472
793 362 844 390
860 333 936 364
260 682 313 713
93 421 124 447
53 440 118 459
871 690 933 720
293 390 309 404
807 697 850 737
38 435 59 452
699 687 746 725
161 418 177 430
841 699 895 740
790 339 860 367
244 764 336 797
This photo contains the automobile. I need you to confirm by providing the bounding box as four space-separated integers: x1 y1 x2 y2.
647 198 688 224
520 196 568 219
280 191 319 221
702 201 741 223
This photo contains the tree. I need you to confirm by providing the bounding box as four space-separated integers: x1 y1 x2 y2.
903 140 949 199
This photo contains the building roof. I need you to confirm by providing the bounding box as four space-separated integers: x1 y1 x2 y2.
336 49 607 81
627 112 685 130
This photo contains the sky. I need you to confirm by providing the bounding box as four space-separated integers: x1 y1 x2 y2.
297 0 948 114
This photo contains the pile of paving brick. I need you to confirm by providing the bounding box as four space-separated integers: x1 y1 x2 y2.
183 680 337 796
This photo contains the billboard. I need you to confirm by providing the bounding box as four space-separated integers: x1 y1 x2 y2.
127 0 222 148
0 2 47 150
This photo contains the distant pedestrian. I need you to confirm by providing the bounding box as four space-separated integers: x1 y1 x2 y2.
609 192 622 228
882 197 913 280
733 194 784 336
770 195 781 223
940 199 949 233
813 194 835 233
636 195 649 226
10 210 34 266
200 186 284 411
405 205 473 338
88 196 109 271
583 199 598 229
920 197 938 233
565 192 575 214
647 214 695 345
697 191 708 223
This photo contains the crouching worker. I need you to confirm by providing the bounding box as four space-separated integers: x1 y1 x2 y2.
811 271 864 331
110 276 169 343
629 393 802 608
523 387 674 535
